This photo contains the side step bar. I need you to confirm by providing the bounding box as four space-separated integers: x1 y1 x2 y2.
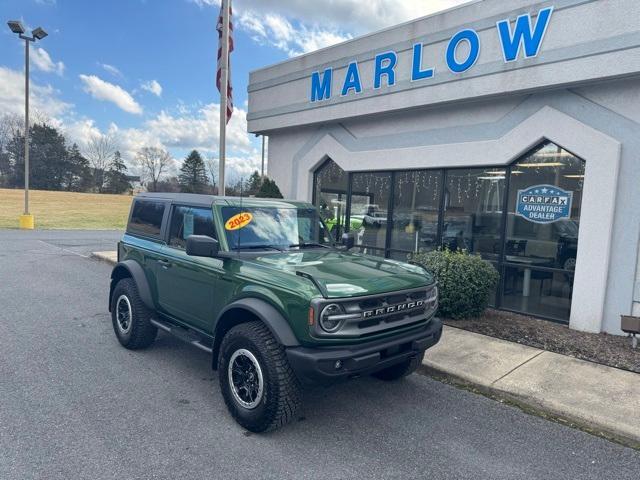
150 318 213 354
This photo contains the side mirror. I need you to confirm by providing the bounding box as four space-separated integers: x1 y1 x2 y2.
341 232 355 250
186 235 219 257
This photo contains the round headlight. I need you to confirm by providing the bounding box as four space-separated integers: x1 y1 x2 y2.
319 303 344 332
426 286 438 308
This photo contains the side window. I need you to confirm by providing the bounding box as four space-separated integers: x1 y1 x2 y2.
169 205 217 250
128 200 165 238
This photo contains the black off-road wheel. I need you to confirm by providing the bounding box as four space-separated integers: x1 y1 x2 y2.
110 278 157 350
218 321 301 433
372 351 424 381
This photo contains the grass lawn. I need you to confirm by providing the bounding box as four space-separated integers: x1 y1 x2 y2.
0 188 133 230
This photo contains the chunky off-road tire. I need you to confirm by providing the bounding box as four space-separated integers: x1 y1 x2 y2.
110 278 157 350
372 351 424 381
218 321 301 432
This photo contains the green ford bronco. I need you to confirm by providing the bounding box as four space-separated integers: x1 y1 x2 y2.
109 193 442 432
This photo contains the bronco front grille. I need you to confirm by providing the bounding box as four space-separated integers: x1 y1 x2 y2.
311 285 437 338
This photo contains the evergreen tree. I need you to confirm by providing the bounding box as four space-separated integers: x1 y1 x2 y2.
104 151 131 194
8 124 70 190
246 170 263 196
65 143 93 191
178 150 209 193
256 177 283 198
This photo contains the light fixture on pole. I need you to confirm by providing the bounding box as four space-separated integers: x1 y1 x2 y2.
7 20 48 229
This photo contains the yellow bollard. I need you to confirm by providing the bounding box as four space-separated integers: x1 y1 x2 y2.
19 214 35 229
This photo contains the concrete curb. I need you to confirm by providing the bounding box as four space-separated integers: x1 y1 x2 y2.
91 251 117 265
421 326 640 450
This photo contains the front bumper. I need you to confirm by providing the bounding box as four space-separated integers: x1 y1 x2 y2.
286 318 443 385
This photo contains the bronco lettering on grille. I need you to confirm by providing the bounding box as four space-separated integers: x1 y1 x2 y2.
362 300 424 319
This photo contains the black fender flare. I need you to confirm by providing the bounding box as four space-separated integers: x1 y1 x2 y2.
109 260 154 312
212 297 300 369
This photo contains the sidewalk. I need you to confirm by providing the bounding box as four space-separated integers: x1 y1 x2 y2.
423 326 640 447
91 250 639 447
92 251 117 264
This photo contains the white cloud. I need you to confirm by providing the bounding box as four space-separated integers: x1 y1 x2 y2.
193 0 470 36
0 66 71 118
141 79 163 97
99 63 123 78
238 11 351 56
31 47 65 76
79 74 143 115
64 102 256 178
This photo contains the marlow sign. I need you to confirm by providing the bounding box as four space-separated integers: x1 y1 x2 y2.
310 6 553 102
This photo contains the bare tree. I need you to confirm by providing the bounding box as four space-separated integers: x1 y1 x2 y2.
0 113 23 149
205 156 218 194
84 134 118 192
135 147 173 192
0 114 24 182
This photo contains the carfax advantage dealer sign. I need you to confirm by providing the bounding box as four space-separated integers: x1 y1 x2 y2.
516 184 573 224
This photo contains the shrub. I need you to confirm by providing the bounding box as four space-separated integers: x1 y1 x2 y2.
410 249 499 319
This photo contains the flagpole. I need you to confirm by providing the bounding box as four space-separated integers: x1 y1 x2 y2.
218 0 230 196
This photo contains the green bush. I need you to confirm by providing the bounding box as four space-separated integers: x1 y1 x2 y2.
410 249 499 319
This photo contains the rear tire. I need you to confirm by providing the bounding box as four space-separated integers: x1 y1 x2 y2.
111 278 157 350
372 352 424 381
218 321 301 432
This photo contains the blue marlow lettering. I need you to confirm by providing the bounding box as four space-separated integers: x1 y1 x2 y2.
310 68 332 102
341 61 362 96
446 29 480 73
411 43 434 81
374 51 397 88
497 6 554 62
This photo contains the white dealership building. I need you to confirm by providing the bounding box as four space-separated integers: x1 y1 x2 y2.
247 0 640 334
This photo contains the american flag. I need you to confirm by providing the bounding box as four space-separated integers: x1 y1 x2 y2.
216 1 233 124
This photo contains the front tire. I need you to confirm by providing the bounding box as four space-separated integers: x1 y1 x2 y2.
372 352 424 381
111 278 157 350
218 321 301 432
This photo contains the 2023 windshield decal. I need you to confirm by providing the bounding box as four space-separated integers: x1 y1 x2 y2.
225 212 253 231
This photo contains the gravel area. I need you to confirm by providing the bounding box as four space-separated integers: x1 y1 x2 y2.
444 309 640 374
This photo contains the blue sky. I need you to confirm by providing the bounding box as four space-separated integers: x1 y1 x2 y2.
0 0 466 181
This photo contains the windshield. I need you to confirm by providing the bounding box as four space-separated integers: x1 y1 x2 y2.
221 206 334 250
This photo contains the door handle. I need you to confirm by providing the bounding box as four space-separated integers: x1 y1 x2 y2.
157 259 172 269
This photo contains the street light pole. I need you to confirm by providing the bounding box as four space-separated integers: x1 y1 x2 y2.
24 35 30 217
7 21 47 229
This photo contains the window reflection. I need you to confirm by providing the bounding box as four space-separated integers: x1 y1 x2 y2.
313 159 348 240
349 172 391 256
442 168 505 260
390 170 441 256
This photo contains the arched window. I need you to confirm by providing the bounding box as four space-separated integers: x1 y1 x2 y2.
313 158 348 239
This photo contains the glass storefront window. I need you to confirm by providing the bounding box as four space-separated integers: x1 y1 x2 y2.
442 167 505 261
501 266 574 320
505 142 584 271
349 172 391 256
390 170 442 258
313 159 348 241
310 140 585 323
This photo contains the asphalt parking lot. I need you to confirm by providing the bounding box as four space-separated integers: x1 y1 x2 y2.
1 230 639 480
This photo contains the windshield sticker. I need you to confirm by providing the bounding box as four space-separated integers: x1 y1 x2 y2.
225 212 253 231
